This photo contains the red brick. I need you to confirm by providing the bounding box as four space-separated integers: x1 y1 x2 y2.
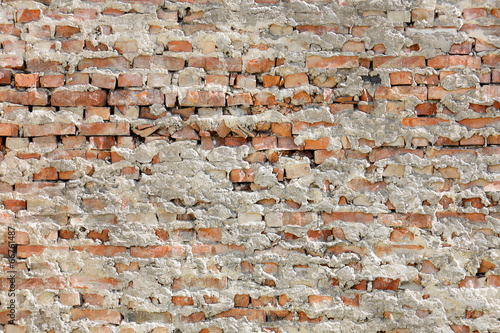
198 228 222 242
341 294 359 306
284 73 308 88
131 245 185 258
0 70 11 85
0 124 19 136
401 118 449 127
3 199 26 213
373 56 425 68
342 41 365 52
463 8 487 20
40 75 64 88
168 40 192 52
375 86 427 100
78 57 130 70
55 25 80 38
262 75 282 88
428 55 481 69
246 58 275 73
475 38 497 52
459 276 479 288
253 136 277 150
66 73 89 85
204 57 242 72
267 310 293 321
87 230 110 242
79 123 130 136
253 92 277 105
327 245 367 257
181 91 225 107
458 117 500 129
15 73 39 88
306 55 359 69
370 148 424 162
114 40 138 53
70 309 121 324
171 295 194 307
0 23 21 37
61 40 85 53
484 85 500 98
206 75 229 86
428 87 475 99
449 41 473 55
52 90 107 107
16 9 41 22
172 276 227 290
415 103 437 115
227 93 253 106
108 89 164 105
373 278 399 291
33 167 58 181
314 149 345 164
89 136 115 149
390 229 414 242
271 123 292 137
24 123 75 137
436 212 485 223
487 275 500 287
171 126 200 140
216 309 265 322
233 294 250 307
414 74 438 85
304 137 329 150
26 59 59 72
230 169 255 182
117 73 143 87
92 74 116 89
74 8 97 20
389 72 412 85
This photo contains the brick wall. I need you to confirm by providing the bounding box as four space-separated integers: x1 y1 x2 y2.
0 0 499 332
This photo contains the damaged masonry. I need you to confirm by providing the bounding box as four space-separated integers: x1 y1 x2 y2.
0 0 500 332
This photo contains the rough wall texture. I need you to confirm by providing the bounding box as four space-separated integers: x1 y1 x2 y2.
0 0 500 332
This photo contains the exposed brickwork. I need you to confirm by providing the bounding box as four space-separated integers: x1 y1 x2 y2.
0 0 499 332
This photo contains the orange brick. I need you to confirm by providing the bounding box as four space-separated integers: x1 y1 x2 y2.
14 74 39 88
284 73 308 88
40 74 64 88
253 136 277 150
17 9 41 22
389 71 412 85
168 40 192 52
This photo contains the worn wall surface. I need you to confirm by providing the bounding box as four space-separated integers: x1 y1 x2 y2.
0 0 499 332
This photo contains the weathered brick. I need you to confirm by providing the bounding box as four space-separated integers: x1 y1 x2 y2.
78 57 130 70
51 90 107 107
24 123 75 137
373 56 425 68
16 9 41 23
0 89 48 105
79 123 130 136
108 89 164 105
306 55 359 68
181 91 225 107
375 86 427 100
